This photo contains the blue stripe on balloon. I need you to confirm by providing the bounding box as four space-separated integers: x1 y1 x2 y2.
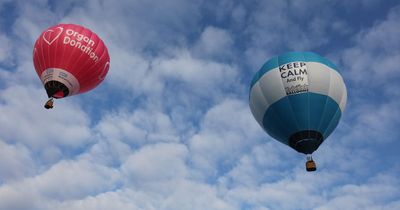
262 92 342 146
250 51 339 90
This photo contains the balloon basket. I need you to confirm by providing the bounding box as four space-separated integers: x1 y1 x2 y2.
44 98 54 109
305 154 316 172
306 160 316 171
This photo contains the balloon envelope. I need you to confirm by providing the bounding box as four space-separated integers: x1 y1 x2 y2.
33 23 110 98
249 52 347 154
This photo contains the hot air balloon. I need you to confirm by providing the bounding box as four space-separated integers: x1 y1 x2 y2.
33 23 110 109
249 52 347 171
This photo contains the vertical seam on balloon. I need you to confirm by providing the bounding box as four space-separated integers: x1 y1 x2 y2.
50 25 60 97
97 44 110 81
260 94 291 143
322 101 342 138
60 24 69 73
88 48 109 90
258 68 291 143
92 41 109 82
278 55 301 140
63 24 81 85
54 25 63 97
317 68 334 137
62 24 84 95
253 80 269 124
71 28 96 89
85 40 108 83
263 102 290 143
39 33 48 80
80 29 108 85
78 32 107 90
257 81 271 123
98 53 109 81
45 27 52 70
54 25 59 71
69 25 91 87
339 77 347 113
303 53 311 137
322 76 347 137
34 42 44 77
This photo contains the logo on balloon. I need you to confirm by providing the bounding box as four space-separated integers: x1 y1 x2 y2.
99 62 109 80
42 27 64 45
279 62 309 95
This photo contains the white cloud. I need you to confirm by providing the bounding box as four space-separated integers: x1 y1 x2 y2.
0 34 13 65
159 180 235 210
155 49 239 97
231 4 247 29
315 173 400 210
96 108 179 146
34 159 119 200
346 100 400 144
246 1 330 49
0 1 400 210
218 142 296 188
0 183 42 210
341 5 400 85
60 0 202 52
193 26 234 59
51 189 154 210
82 107 182 169
104 50 157 96
332 6 400 157
52 181 235 210
0 140 35 181
120 143 188 188
0 157 120 210
0 85 92 163
225 175 327 210
223 170 400 210
12 0 57 43
189 98 264 178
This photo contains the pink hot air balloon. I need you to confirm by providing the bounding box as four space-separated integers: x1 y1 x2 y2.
33 23 110 109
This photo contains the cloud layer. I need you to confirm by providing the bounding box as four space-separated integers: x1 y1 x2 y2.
0 0 399 210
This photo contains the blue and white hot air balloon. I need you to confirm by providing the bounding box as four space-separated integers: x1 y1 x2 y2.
249 51 347 171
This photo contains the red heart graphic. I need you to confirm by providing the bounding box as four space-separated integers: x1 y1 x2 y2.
42 27 64 45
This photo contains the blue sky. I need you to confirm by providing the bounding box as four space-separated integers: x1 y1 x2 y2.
0 0 399 209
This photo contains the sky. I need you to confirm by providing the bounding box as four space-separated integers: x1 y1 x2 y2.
0 0 399 209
